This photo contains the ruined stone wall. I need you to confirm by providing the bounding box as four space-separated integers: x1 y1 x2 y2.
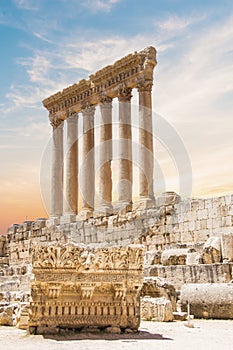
156 194 233 250
2 193 233 268
4 220 68 267
149 263 233 290
60 193 233 254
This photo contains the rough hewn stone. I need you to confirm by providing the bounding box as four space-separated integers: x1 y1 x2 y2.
141 296 173 322
202 237 222 264
161 248 195 266
141 277 176 311
15 302 30 329
221 233 233 262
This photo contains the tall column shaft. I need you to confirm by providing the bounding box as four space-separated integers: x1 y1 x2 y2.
95 96 112 216
117 87 132 211
64 114 78 217
50 121 64 217
137 80 154 206
79 106 95 219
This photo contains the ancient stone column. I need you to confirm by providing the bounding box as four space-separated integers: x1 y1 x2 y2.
116 86 132 212
62 113 78 223
95 96 113 217
135 80 155 209
50 119 64 219
79 106 95 220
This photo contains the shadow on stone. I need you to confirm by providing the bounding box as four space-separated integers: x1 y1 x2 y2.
41 329 173 341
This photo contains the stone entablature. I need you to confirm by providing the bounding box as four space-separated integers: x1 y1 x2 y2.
43 47 156 123
29 244 144 333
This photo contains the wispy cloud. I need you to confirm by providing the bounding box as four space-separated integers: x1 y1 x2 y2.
2 12 233 122
81 0 121 12
33 32 53 43
13 0 39 11
158 14 205 32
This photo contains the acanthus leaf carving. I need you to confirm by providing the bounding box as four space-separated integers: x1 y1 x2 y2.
118 84 132 102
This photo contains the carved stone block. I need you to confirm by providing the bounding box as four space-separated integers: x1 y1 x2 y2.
29 243 144 333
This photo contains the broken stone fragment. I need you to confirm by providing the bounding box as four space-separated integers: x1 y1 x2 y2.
202 236 222 264
141 296 174 322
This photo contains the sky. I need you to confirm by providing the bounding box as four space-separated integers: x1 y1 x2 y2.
0 0 233 234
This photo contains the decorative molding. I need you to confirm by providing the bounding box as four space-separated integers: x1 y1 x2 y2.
30 244 144 332
43 46 157 122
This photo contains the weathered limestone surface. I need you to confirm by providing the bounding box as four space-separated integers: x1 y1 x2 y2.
180 283 233 319
1 193 233 323
29 244 144 334
221 233 233 262
63 113 78 219
161 248 195 266
141 277 176 311
150 263 233 290
141 297 173 322
202 237 222 264
4 193 233 267
15 302 30 329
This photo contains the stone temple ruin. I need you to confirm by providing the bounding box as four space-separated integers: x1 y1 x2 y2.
0 46 233 333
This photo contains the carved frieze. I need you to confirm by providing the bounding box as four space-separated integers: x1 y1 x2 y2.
29 244 144 333
43 46 157 121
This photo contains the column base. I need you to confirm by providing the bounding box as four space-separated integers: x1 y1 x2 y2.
46 217 61 227
133 197 155 211
113 201 132 215
60 214 77 224
77 209 93 221
94 205 113 218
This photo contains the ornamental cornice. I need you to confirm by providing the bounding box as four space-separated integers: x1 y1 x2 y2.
43 46 157 119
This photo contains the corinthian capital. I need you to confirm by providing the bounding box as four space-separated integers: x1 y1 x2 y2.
99 93 112 104
81 102 96 117
137 78 153 93
118 85 132 102
67 112 78 124
49 114 64 129
99 94 112 111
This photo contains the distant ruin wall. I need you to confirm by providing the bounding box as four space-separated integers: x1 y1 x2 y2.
149 263 233 290
157 194 233 249
1 193 233 268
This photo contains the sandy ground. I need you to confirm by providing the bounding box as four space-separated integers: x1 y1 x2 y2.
0 320 232 350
